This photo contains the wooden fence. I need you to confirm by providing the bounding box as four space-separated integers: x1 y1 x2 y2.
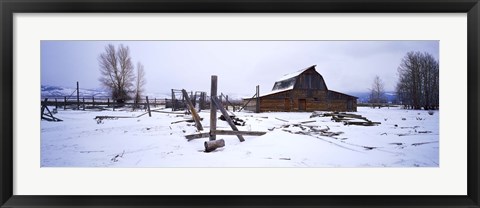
41 96 166 110
41 95 243 111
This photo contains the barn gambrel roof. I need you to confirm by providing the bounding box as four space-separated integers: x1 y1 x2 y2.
272 65 325 91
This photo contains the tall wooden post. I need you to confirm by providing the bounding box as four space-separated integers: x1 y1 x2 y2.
256 85 260 113
82 97 85 110
55 98 58 109
226 95 229 110
146 96 152 117
200 92 205 110
210 75 217 141
64 96 67 110
92 96 95 107
41 98 48 119
76 81 80 110
171 89 175 111
107 98 110 107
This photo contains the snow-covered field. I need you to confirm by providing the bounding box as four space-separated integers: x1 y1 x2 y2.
41 106 439 167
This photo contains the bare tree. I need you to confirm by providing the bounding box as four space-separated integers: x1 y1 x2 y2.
396 51 439 110
368 75 387 108
133 62 146 109
98 44 135 103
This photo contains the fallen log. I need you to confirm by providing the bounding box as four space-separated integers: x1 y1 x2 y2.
299 120 316 124
275 117 289 122
185 130 267 141
185 132 211 141
171 118 204 124
213 130 266 136
150 110 186 114
204 139 225 152
343 121 381 126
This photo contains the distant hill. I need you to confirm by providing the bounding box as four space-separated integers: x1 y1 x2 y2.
41 85 110 98
41 85 171 99
347 91 397 103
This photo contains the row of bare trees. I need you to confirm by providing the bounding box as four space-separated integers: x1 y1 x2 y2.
396 51 439 110
98 44 146 107
368 75 387 108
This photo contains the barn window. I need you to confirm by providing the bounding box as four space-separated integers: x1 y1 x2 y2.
307 74 312 88
272 77 296 91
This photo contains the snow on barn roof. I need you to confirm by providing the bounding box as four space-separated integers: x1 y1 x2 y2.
329 90 358 99
275 65 317 82
260 85 294 97
241 85 294 100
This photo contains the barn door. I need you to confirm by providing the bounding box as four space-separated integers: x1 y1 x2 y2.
298 99 306 111
347 100 353 111
284 98 290 111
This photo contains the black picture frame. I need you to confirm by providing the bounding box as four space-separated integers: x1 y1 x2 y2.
1 0 479 207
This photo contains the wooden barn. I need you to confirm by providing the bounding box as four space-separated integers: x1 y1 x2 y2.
243 65 357 112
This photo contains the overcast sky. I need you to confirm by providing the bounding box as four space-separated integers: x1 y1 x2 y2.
41 40 438 96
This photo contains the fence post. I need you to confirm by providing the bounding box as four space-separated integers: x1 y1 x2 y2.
107 98 110 107
92 96 95 107
82 97 85 110
55 98 58 109
256 85 260 113
146 96 152 117
210 75 217 141
171 89 175 111
64 96 67 110
76 81 80 110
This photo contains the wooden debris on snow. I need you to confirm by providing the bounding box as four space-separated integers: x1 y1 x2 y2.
310 111 380 126
272 123 344 139
219 115 246 126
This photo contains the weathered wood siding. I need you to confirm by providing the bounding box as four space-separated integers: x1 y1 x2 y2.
293 68 328 90
243 89 357 112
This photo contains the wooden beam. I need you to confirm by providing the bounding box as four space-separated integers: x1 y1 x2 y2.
181 89 203 131
212 130 266 136
212 97 245 142
210 75 217 141
185 132 210 141
237 93 256 112
185 130 266 141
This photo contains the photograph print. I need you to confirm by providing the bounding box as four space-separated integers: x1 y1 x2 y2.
40 40 439 167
